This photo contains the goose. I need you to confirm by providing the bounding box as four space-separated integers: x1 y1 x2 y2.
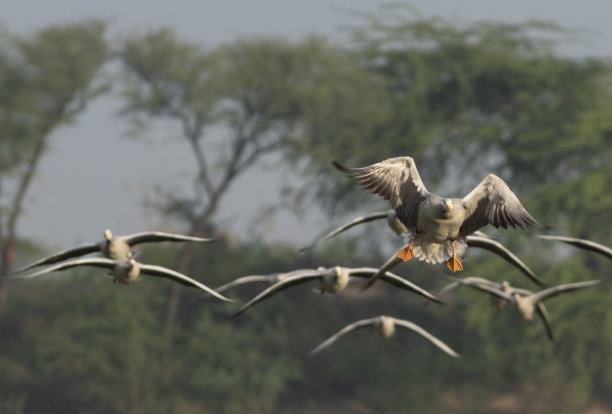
17 257 232 302
14 229 215 273
231 266 442 318
305 315 460 358
438 277 554 340
333 156 539 277
455 278 601 338
537 234 612 260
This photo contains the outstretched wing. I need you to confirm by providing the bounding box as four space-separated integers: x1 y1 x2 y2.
305 317 378 357
13 242 101 273
537 235 612 260
299 211 389 252
16 257 115 279
231 270 325 318
392 317 461 358
466 234 543 287
460 174 539 237
347 267 442 304
332 157 429 229
123 231 215 246
535 303 554 341
214 275 278 293
529 279 601 304
139 264 232 302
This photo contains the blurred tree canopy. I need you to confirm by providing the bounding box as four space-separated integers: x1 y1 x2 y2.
2 9 612 414
0 21 108 316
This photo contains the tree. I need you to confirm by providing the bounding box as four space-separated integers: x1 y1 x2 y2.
0 21 108 322
119 29 389 331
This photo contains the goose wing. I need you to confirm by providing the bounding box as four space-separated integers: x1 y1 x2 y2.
17 257 115 279
528 280 601 304
122 231 215 246
537 235 612 260
214 275 278 293
348 267 442 304
535 303 554 341
460 174 539 237
13 242 101 273
391 317 461 358
332 157 429 230
231 270 326 318
138 264 232 302
467 234 543 287
305 317 378 357
299 211 390 252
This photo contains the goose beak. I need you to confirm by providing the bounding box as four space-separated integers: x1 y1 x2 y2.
444 199 453 211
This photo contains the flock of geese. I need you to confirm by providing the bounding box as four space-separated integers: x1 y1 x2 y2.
13 156 610 359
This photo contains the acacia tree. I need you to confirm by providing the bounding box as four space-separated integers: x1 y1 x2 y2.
0 21 108 320
292 10 612 240
119 30 388 330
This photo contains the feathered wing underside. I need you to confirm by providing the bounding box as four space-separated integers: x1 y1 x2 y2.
124 232 215 246
466 235 543 287
535 303 554 341
13 242 101 273
537 235 612 260
392 318 461 358
17 257 115 279
346 267 442 304
460 174 539 238
306 318 378 356
214 275 277 293
299 211 389 252
231 271 326 318
529 280 602 304
139 264 231 302
332 157 429 229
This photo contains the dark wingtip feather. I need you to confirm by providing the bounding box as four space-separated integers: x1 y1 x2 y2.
331 159 352 174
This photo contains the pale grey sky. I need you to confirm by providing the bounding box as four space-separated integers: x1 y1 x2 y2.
4 0 611 249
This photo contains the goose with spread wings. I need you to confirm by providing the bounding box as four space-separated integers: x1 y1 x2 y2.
437 277 554 340
333 156 539 275
14 229 215 273
453 278 601 338
305 315 460 358
18 257 232 302
231 266 441 318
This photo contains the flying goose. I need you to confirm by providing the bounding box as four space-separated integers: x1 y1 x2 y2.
17 257 232 302
231 266 442 318
455 278 601 338
333 156 539 275
537 234 612 260
14 229 215 273
305 315 460 358
438 277 554 340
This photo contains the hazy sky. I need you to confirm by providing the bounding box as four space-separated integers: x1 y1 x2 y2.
4 0 612 249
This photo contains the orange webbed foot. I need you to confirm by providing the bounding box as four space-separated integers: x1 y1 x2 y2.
397 246 414 261
446 256 464 272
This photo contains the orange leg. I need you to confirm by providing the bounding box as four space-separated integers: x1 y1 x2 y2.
446 241 464 272
397 236 417 261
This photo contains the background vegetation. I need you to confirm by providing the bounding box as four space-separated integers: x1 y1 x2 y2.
1 9 611 413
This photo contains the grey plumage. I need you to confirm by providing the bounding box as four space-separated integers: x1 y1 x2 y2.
333 156 539 282
537 234 612 260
